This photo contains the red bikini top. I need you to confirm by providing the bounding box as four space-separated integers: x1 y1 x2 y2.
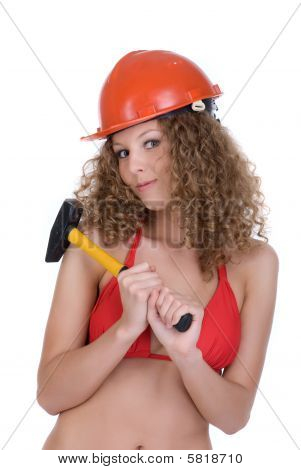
88 228 241 375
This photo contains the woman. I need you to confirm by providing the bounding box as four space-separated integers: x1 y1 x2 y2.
37 50 279 450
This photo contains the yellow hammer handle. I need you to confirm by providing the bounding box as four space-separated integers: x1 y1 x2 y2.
67 227 124 277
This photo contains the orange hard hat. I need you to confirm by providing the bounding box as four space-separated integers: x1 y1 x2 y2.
80 49 223 142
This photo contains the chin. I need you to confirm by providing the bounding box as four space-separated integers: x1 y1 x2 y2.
144 200 168 211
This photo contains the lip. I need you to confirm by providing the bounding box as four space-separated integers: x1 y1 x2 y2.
136 179 157 191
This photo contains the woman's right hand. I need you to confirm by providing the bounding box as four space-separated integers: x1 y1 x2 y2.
117 261 163 336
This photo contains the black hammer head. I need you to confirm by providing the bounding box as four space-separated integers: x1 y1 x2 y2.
45 198 83 262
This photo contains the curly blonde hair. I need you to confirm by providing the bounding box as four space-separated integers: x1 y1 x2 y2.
73 110 270 282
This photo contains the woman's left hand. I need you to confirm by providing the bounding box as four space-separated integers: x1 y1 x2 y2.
147 286 205 358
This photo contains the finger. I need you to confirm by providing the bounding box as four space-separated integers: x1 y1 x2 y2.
165 300 183 326
156 286 171 307
149 289 155 304
158 294 174 320
168 304 189 328
118 261 150 279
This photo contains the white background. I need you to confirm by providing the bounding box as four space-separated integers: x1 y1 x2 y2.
0 0 300 467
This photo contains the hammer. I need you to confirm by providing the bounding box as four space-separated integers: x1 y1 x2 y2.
45 199 192 332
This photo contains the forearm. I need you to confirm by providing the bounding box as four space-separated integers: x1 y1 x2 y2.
37 319 137 415
171 350 250 434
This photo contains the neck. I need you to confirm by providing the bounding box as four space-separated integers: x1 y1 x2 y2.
143 207 186 250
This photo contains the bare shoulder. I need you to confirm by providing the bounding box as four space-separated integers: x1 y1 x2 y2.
227 238 278 266
225 239 279 306
242 240 279 293
245 238 278 262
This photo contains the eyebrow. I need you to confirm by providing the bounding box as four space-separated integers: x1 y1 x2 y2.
112 129 161 147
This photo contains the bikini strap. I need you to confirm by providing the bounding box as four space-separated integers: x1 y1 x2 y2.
218 264 228 281
124 227 142 267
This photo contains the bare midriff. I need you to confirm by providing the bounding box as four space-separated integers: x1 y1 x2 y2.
42 357 212 450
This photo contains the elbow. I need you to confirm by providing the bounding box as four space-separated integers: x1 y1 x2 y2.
223 412 250 435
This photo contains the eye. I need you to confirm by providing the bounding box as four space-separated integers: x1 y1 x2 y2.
114 139 160 159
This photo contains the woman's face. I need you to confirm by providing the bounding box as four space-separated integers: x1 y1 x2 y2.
111 119 172 210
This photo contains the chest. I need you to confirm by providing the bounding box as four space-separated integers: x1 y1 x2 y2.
98 236 245 356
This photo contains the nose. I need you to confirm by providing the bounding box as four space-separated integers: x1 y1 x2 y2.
127 151 148 174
